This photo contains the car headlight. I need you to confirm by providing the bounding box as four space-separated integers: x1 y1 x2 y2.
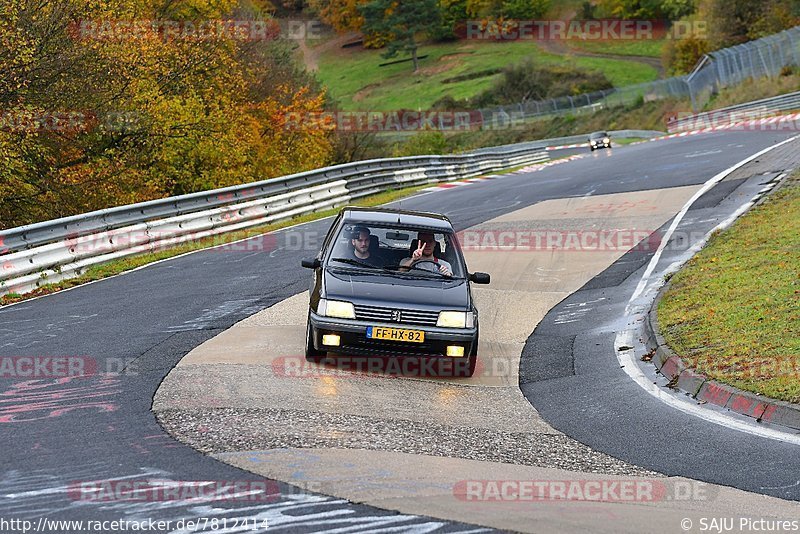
603 137 610 143
318 299 355 319
437 311 473 328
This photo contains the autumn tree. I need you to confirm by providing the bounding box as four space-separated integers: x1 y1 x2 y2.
359 0 441 71
0 0 334 228
308 0 368 32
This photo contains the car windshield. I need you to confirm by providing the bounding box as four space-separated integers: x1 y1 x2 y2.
590 132 608 139
327 223 466 278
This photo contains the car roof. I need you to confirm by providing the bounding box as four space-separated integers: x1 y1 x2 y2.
341 206 454 231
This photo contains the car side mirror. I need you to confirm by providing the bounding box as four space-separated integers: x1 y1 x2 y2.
469 272 490 284
301 258 321 269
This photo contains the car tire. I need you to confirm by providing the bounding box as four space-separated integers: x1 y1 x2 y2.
305 315 326 362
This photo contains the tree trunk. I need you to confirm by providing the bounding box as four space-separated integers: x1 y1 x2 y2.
412 44 419 72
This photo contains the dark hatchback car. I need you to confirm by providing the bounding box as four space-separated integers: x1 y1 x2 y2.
301 207 490 377
589 131 611 151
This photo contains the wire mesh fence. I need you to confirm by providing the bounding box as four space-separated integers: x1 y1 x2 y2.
478 25 800 128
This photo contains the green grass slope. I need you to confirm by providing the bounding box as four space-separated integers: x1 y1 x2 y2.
316 40 660 111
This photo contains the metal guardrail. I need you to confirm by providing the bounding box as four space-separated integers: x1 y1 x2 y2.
0 128 672 297
0 144 552 296
666 91 800 132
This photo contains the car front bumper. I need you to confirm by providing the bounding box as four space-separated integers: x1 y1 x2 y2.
308 311 477 358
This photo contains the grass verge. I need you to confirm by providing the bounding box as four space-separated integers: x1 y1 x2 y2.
657 172 800 403
613 137 647 145
0 184 434 307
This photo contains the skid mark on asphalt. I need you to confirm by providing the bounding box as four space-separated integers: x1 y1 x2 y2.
554 298 608 325
164 299 262 332
0 315 99 349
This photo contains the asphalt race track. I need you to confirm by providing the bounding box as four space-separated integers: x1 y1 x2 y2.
1 130 798 533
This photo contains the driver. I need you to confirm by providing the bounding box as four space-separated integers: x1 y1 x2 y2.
400 231 452 276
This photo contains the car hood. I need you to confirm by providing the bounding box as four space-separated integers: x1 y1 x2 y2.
323 269 470 310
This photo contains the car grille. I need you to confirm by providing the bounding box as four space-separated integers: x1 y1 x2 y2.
353 304 439 326
340 339 443 358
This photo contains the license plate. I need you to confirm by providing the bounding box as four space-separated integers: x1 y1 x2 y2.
366 326 425 343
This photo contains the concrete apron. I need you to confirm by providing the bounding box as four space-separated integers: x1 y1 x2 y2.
154 185 799 531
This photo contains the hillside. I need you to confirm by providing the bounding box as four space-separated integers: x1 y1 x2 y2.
312 38 661 111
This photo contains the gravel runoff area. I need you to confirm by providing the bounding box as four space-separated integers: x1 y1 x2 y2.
156 407 660 477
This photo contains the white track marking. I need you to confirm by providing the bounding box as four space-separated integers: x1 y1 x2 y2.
617 135 800 444
630 134 800 302
616 331 800 445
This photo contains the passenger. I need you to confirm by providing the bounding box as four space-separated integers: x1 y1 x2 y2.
349 226 382 266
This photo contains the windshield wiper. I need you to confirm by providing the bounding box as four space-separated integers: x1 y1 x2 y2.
330 258 402 275
400 262 463 279
330 257 381 269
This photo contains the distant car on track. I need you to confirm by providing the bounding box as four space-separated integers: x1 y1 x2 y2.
589 131 612 151
301 207 490 377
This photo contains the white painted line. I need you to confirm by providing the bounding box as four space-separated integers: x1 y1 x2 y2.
630 134 800 302
617 135 800 442
662 176 783 277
